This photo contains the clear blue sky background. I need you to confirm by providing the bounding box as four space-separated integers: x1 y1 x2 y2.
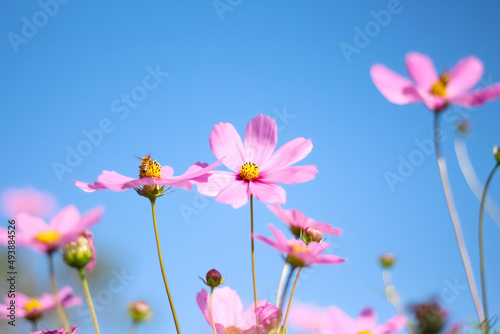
1 1 500 333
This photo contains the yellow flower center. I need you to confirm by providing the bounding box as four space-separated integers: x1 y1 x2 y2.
35 231 60 244
292 244 311 255
24 299 42 313
430 73 450 97
225 327 243 334
358 331 372 334
139 155 162 178
239 162 260 182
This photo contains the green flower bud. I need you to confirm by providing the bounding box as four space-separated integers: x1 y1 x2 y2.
413 301 447 334
63 235 93 270
128 300 153 323
493 146 500 164
201 269 225 289
379 253 396 269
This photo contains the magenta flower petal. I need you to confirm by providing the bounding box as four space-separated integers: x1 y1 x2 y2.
261 137 313 171
260 165 318 184
84 231 97 271
197 287 244 329
15 212 47 236
357 308 378 330
215 180 250 209
210 121 245 172
248 181 286 204
50 205 80 233
449 83 500 107
243 114 278 166
75 171 135 192
447 56 483 97
197 171 238 197
370 64 422 104
268 204 342 235
405 52 439 90
1 187 57 218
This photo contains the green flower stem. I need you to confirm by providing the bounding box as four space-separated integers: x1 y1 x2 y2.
210 288 217 334
479 162 499 334
275 263 289 307
433 112 484 326
48 253 71 333
150 199 181 334
250 194 258 325
30 319 37 333
281 267 302 331
79 268 100 334
279 266 296 312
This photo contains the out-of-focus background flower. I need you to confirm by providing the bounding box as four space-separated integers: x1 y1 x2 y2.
1 1 500 333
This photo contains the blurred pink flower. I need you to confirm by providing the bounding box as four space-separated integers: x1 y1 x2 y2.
0 205 103 254
324 307 406 334
1 187 57 218
253 224 345 267
197 286 281 334
196 114 318 208
370 52 500 111
289 303 330 333
268 204 342 236
74 161 222 192
31 328 78 334
0 286 81 320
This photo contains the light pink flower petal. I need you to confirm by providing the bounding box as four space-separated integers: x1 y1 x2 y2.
260 165 317 185
289 303 330 333
414 87 448 111
241 299 270 329
74 171 135 192
370 64 422 105
254 303 281 331
196 171 238 197
309 221 342 235
50 205 80 233
357 308 378 331
268 224 292 247
215 181 250 209
84 231 97 271
210 122 245 172
327 306 357 333
373 315 407 334
78 207 104 231
447 56 484 97
449 83 500 107
15 212 48 236
301 252 346 265
243 114 278 166
405 52 439 90
164 160 223 190
268 204 294 227
261 138 313 171
1 187 57 218
249 181 286 204
197 287 243 328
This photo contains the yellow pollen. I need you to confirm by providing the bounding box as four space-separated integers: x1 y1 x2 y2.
239 162 260 182
139 160 162 179
291 244 311 255
430 73 450 97
225 327 243 334
24 299 42 313
358 331 372 334
35 231 60 244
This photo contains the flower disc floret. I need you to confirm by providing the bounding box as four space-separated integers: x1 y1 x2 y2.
239 162 260 182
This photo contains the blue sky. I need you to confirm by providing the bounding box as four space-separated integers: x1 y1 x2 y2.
1 1 500 333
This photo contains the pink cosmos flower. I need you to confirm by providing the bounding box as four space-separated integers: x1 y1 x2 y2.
268 204 342 237
0 205 103 254
197 286 281 334
196 114 318 208
370 52 500 111
253 224 345 267
323 307 406 334
1 187 57 218
0 286 81 320
289 303 330 333
31 328 78 334
74 161 222 192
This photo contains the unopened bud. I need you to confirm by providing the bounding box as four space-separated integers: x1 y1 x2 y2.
456 120 470 136
201 269 225 289
413 301 447 334
304 227 323 243
494 146 500 163
379 253 396 269
128 300 153 323
63 235 93 270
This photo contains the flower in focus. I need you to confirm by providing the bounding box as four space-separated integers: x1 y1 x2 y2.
268 204 342 238
253 224 345 268
63 231 97 271
128 300 153 323
197 286 281 334
370 52 500 111
1 187 57 218
201 268 225 289
324 307 406 334
0 205 103 254
196 114 318 208
0 287 81 321
31 328 78 334
379 253 396 269
74 157 222 200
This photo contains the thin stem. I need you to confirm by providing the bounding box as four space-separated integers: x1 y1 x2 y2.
128 322 138 334
275 263 289 307
382 269 415 334
281 266 302 330
279 266 296 312
79 268 101 334
479 162 499 334
48 253 71 333
150 199 181 334
433 112 484 325
31 319 37 333
210 288 217 334
250 195 258 325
